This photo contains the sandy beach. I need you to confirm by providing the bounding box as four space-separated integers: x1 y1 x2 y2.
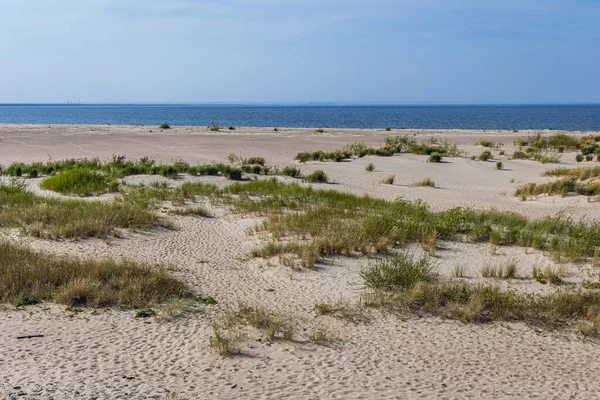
2 124 600 400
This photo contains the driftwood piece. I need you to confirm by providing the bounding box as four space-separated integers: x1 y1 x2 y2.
16 334 45 339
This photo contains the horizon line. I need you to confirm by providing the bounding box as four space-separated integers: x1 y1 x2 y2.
1 102 600 107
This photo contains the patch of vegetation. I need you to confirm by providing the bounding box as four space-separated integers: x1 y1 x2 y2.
40 168 111 196
362 253 436 290
478 151 492 161
413 177 436 187
0 240 191 308
295 135 465 164
208 123 222 132
428 152 442 163
315 298 367 323
175 180 600 268
383 174 395 185
135 308 156 319
515 178 600 200
304 170 328 183
315 128 325 133
481 259 518 279
160 123 171 130
228 126 236 130
365 163 375 172
361 255 600 330
496 161 503 170
0 179 165 239
477 139 495 148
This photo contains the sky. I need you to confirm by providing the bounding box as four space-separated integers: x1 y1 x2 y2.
1 0 599 104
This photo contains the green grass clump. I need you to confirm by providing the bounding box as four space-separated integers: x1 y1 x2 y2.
428 152 442 163
365 163 375 172
515 178 600 200
315 128 325 133
0 179 164 239
295 136 465 165
576 154 584 162
208 123 222 132
478 151 492 161
245 157 265 166
160 123 171 129
496 161 503 170
0 241 191 308
304 170 328 183
512 151 528 160
281 166 302 178
362 253 436 290
543 166 600 180
413 177 436 187
477 139 495 148
40 168 110 196
383 175 395 185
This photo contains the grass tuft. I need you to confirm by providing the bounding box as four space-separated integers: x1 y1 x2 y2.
0 240 191 308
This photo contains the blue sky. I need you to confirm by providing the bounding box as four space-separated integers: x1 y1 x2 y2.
1 0 599 104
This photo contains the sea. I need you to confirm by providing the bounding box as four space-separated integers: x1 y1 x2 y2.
0 104 599 131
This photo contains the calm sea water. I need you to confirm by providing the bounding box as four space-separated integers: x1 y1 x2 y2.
0 104 599 131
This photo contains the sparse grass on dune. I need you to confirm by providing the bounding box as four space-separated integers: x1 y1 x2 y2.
0 179 166 239
0 240 191 308
179 179 600 268
295 135 465 163
543 166 600 180
413 177 436 187
361 253 600 330
515 178 600 200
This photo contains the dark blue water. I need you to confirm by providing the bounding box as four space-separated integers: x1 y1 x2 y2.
0 104 599 131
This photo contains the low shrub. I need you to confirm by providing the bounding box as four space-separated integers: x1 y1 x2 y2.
428 152 442 163
40 168 109 196
365 163 375 172
414 177 436 187
576 154 584 162
0 241 191 307
159 123 170 129
304 170 328 183
479 151 492 161
362 253 436 290
383 175 395 185
496 161 503 170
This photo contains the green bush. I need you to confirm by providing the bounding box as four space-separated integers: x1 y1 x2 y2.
362 253 436 290
576 154 584 162
479 151 492 161
304 170 328 183
365 163 375 172
160 123 170 129
40 168 108 196
496 161 503 170
428 152 442 163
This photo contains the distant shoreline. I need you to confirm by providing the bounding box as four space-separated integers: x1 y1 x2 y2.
1 104 599 130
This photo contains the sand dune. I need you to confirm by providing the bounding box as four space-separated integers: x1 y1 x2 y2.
1 125 600 399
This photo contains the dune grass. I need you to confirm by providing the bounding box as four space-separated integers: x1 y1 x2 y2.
515 178 600 200
413 177 436 187
0 179 165 239
181 179 600 268
295 136 465 163
40 168 111 196
0 240 191 308
543 166 600 180
361 253 600 330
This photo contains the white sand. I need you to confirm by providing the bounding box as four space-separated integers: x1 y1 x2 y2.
1 125 600 399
